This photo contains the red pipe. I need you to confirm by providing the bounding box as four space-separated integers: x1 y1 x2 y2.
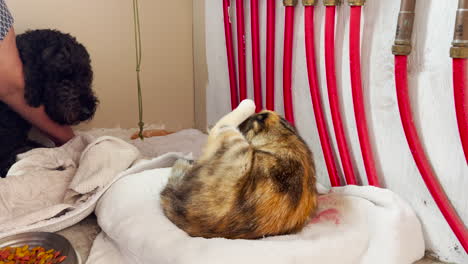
236 0 247 101
324 5 357 185
305 4 341 187
283 3 296 125
453 58 468 163
395 55 468 252
251 0 263 112
223 0 238 109
349 5 380 186
451 0 468 164
266 0 276 111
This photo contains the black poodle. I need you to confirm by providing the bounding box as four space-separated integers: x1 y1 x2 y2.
0 29 98 177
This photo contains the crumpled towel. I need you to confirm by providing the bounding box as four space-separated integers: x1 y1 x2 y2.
0 135 140 236
86 156 425 264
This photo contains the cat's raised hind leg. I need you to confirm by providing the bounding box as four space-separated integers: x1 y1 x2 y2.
209 99 256 137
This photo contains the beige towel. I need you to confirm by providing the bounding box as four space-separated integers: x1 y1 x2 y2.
0 135 140 232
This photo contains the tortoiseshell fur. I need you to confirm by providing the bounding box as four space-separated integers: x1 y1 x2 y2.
160 100 317 239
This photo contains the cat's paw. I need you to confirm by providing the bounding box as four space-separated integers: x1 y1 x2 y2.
236 99 256 115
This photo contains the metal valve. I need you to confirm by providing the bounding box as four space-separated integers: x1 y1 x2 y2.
283 0 298 6
303 0 318 6
450 0 468 58
323 0 342 6
348 0 366 6
392 0 416 55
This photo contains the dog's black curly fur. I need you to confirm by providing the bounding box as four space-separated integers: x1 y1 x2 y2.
0 29 98 177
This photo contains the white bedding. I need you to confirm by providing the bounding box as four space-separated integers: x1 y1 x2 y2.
86 155 425 264
0 129 207 239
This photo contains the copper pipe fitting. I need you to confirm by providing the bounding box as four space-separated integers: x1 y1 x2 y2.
303 0 318 6
324 0 342 6
348 0 365 6
283 0 298 6
450 0 468 58
392 0 416 55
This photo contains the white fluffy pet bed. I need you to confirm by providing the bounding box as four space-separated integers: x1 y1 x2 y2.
86 154 425 264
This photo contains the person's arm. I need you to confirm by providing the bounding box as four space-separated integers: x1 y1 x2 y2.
0 28 74 145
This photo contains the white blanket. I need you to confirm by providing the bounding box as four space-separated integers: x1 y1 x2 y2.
87 155 425 264
0 129 208 239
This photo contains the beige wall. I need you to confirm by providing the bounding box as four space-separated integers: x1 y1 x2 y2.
6 0 194 130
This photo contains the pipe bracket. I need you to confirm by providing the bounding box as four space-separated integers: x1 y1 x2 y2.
303 0 318 6
324 0 342 6
283 0 298 6
348 0 365 6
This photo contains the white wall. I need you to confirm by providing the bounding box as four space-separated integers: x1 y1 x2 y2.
203 0 467 262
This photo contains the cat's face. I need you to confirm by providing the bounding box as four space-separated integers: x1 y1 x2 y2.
238 110 296 140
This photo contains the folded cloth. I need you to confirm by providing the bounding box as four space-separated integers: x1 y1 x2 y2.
0 129 207 239
0 135 140 237
86 156 425 264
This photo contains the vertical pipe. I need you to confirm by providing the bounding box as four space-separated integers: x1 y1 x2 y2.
251 0 263 112
236 0 247 101
450 0 468 163
348 0 380 186
304 0 342 186
324 0 358 185
393 0 468 252
452 58 468 163
223 0 239 109
266 0 276 110
283 0 297 125
395 56 468 253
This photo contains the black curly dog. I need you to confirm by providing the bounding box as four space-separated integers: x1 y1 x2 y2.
0 29 98 177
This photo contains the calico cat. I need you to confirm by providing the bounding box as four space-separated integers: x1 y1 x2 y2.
160 99 317 239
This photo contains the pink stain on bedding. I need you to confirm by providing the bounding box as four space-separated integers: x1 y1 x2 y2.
309 209 341 225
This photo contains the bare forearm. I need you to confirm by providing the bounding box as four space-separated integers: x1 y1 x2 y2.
0 27 74 145
3 91 74 145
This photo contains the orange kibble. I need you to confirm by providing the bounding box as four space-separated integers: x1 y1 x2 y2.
0 246 66 264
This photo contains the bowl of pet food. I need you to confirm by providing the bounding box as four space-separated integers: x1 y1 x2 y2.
0 232 80 264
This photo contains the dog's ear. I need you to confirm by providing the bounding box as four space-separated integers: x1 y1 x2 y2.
43 80 98 125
